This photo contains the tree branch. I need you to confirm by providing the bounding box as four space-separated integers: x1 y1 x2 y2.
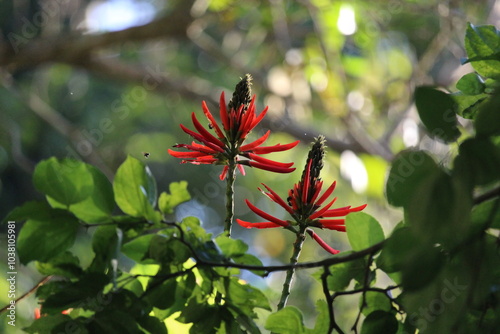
0 0 196 71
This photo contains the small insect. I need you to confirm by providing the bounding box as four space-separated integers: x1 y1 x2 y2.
208 123 213 129
142 152 150 158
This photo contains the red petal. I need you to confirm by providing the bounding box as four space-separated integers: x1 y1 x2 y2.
245 199 289 227
191 112 226 148
174 143 219 155
202 101 225 139
240 130 270 152
168 149 208 158
219 92 230 131
180 124 225 153
219 165 229 180
306 229 340 254
321 206 352 217
238 97 256 137
261 183 295 216
319 219 345 229
302 159 312 204
315 181 336 207
350 204 368 212
251 140 300 154
237 164 246 176
309 197 338 220
250 104 268 130
246 161 296 174
236 219 282 229
247 153 294 168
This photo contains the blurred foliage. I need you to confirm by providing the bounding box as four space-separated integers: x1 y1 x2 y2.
1 0 500 333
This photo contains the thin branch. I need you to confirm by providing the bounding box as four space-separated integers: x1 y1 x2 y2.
473 186 500 205
0 0 196 71
0 276 52 314
351 253 374 333
321 265 344 334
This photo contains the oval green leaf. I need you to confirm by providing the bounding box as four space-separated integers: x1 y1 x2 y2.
33 157 93 205
346 212 385 251
414 86 461 143
113 156 157 220
17 210 79 264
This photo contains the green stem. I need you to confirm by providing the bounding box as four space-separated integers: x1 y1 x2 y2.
277 229 306 310
224 159 237 237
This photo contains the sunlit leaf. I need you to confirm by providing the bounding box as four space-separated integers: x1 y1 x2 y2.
265 306 305 334
464 23 500 79
33 157 93 205
113 156 157 221
346 212 384 251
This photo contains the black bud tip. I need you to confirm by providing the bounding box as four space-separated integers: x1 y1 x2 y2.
228 74 253 111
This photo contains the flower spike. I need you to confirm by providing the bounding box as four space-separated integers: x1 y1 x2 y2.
169 74 298 180
237 135 367 254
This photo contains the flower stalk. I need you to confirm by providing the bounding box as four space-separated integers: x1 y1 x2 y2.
277 227 306 310
224 157 237 236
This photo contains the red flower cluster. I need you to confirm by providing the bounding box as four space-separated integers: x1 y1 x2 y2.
237 136 367 254
168 76 299 180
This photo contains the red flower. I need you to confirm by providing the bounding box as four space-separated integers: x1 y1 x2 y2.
236 136 367 254
168 75 299 180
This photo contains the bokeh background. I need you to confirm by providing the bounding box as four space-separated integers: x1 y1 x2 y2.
0 0 497 331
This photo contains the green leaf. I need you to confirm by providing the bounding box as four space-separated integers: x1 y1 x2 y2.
122 234 156 263
308 300 330 334
464 23 500 79
456 73 485 95
3 200 53 223
225 277 271 315
33 157 94 205
401 244 444 291
42 273 109 313
145 279 177 309
113 155 157 221
454 137 500 186
87 310 141 334
265 306 305 334
148 234 192 265
23 314 73 334
450 92 488 119
17 210 79 264
36 251 83 278
215 234 249 257
361 311 398 334
363 291 393 316
346 212 384 251
414 86 461 142
407 170 472 246
471 198 500 229
376 227 419 274
67 165 115 223
475 90 500 136
137 315 168 334
158 181 191 214
385 150 439 208
231 253 265 276
89 225 119 272
327 255 367 291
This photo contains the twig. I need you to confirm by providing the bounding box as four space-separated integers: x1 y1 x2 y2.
321 265 344 334
351 253 374 333
0 0 196 71
473 186 500 205
0 276 52 314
